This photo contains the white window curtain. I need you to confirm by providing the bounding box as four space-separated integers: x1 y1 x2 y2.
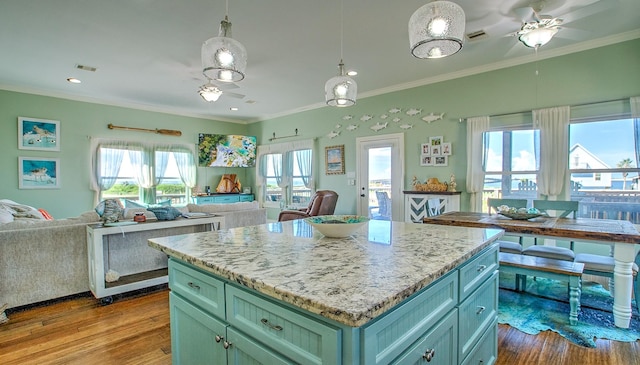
173 149 197 188
466 116 490 212
154 150 171 185
90 138 130 205
632 96 640 166
534 106 570 200
295 149 314 190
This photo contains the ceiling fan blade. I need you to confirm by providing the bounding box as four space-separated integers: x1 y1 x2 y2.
224 91 245 99
512 6 535 23
214 82 240 90
561 1 613 24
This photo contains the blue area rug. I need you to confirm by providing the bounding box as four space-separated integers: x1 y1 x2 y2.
498 272 640 347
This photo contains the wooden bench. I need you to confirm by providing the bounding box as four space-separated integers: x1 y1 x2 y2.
499 252 585 325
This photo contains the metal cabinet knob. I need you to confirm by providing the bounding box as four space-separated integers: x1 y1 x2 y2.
187 282 200 290
223 341 232 349
422 348 435 362
215 335 223 343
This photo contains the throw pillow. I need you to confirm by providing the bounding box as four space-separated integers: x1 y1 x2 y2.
124 199 147 209
94 199 124 222
147 206 182 220
38 208 54 220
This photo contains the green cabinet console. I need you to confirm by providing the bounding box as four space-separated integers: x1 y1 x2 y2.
191 194 254 205
149 220 503 364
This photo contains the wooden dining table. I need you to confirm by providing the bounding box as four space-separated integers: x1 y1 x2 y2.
423 211 640 329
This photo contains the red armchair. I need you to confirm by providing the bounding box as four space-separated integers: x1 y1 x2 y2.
277 190 339 222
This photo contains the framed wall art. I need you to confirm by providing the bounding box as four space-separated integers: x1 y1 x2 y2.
18 157 60 189
421 143 430 155
325 145 345 175
420 155 433 166
18 117 60 151
434 156 448 167
429 136 443 147
441 142 452 155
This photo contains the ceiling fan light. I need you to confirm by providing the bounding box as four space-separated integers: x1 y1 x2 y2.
202 16 247 83
519 27 558 48
325 61 357 107
199 83 223 102
409 1 465 59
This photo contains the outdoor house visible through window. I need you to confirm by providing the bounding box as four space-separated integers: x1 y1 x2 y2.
91 139 197 206
569 99 640 223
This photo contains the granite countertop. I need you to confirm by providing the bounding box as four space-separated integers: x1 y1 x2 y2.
148 220 503 327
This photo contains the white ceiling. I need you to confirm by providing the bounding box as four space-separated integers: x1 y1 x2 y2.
0 0 638 124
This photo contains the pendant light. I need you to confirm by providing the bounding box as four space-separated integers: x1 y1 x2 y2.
325 0 357 107
409 1 465 59
201 0 247 83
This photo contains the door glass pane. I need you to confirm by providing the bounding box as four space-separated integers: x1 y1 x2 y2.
368 147 391 220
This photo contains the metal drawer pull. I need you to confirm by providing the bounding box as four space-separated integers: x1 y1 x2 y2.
477 264 487 272
223 341 232 349
187 282 200 290
261 318 283 331
476 306 486 315
215 335 223 343
422 348 435 362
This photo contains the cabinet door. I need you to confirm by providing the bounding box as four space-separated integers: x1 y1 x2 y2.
170 293 227 365
239 194 254 202
213 195 240 203
391 309 458 365
226 327 296 365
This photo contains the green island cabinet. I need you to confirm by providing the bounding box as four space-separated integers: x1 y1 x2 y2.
167 242 499 365
191 193 254 205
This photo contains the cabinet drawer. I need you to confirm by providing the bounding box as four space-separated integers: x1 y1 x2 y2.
362 271 458 365
459 243 498 301
226 327 296 365
225 285 341 365
239 194 254 202
213 195 240 203
391 309 458 365
169 259 226 319
458 271 498 361
461 318 498 365
193 196 216 204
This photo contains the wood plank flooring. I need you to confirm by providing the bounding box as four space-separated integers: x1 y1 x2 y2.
1 288 638 365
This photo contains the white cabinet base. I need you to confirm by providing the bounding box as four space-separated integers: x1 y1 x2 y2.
86 216 223 303
404 191 461 223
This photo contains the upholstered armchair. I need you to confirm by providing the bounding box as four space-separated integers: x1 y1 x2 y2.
278 190 339 222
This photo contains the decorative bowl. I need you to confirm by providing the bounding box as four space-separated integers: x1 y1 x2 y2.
496 206 545 220
498 212 544 220
304 215 370 238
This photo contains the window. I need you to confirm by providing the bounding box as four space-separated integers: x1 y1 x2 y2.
483 128 540 208
257 140 314 208
92 140 196 206
569 117 640 222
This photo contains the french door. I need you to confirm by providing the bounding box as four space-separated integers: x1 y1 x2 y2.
355 133 404 221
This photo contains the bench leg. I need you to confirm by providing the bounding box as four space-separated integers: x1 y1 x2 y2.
569 276 582 325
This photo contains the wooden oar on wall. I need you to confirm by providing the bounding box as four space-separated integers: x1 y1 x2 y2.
107 123 182 136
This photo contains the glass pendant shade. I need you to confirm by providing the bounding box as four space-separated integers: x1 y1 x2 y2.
198 83 223 102
519 27 558 48
325 61 357 107
409 1 465 59
201 16 247 83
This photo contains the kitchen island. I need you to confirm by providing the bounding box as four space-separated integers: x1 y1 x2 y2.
148 219 503 364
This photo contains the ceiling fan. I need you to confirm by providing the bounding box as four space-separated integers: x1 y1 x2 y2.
198 79 245 102
507 0 612 49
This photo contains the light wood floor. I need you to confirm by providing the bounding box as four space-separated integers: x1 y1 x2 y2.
1 289 639 365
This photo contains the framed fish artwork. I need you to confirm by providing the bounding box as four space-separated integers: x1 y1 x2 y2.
18 117 61 151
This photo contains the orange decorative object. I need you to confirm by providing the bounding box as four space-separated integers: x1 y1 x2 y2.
133 213 146 222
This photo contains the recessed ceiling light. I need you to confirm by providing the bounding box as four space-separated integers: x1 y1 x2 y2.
67 77 81 84
230 107 239 111
347 70 358 76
